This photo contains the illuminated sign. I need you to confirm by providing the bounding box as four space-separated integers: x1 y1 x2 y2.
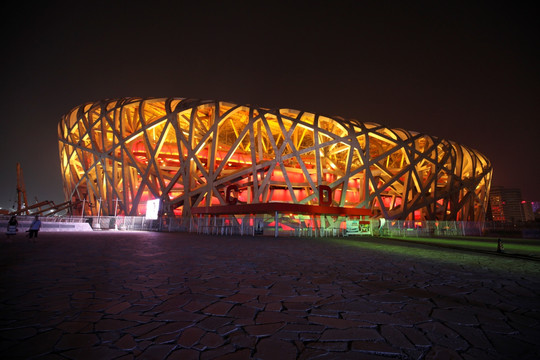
346 220 360 235
145 199 160 220
345 220 372 236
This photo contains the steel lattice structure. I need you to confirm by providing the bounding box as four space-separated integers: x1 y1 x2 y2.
58 97 492 221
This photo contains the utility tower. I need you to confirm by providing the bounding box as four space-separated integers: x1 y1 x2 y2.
16 162 29 215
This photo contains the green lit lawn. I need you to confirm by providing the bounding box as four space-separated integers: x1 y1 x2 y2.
324 236 540 277
383 236 540 256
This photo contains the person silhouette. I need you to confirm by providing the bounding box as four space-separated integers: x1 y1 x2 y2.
6 215 18 238
28 215 42 240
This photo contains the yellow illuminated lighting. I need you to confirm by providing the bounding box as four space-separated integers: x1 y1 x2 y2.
58 97 492 221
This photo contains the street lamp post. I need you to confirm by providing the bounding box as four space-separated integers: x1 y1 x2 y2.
113 198 121 230
114 198 120 217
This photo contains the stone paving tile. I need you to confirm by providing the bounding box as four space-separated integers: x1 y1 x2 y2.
202 301 235 316
197 316 233 331
227 329 257 349
115 333 137 350
1 232 539 359
307 340 349 351
98 329 122 344
238 287 270 296
307 315 369 329
257 310 307 324
244 322 285 337
284 323 326 333
431 307 480 325
199 345 236 359
0 326 37 340
397 325 432 348
2 329 64 359
379 325 415 350
223 292 258 303
138 321 191 340
199 331 226 348
167 348 200 360
446 322 493 351
351 340 403 356
424 345 462 359
105 301 132 314
55 333 100 350
138 344 176 359
177 326 205 347
320 327 384 342
152 310 205 322
61 346 129 359
254 337 298 359
417 322 470 351
264 302 283 312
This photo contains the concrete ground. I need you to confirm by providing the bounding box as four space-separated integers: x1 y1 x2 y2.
0 232 539 359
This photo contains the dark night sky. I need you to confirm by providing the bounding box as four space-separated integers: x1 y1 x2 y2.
1 1 538 211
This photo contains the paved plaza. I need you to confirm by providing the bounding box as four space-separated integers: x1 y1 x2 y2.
0 231 539 359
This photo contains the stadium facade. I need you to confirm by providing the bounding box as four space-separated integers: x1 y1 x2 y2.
58 97 492 222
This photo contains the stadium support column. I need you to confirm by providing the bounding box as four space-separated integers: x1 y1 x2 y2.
275 211 279 238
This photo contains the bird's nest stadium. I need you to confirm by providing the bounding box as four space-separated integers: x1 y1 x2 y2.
58 97 492 225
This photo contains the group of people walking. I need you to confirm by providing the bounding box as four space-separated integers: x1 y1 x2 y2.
6 215 42 240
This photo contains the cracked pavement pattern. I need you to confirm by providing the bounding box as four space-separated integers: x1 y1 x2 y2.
1 232 539 359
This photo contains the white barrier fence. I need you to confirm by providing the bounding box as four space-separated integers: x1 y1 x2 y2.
376 220 484 237
190 217 492 238
0 215 92 232
4 215 518 238
190 214 371 238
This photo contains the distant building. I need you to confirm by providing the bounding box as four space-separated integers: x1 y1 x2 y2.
522 201 535 222
489 186 524 223
532 201 540 214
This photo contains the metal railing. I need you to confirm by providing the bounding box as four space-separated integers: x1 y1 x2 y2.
4 214 536 238
376 220 484 237
191 214 356 237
